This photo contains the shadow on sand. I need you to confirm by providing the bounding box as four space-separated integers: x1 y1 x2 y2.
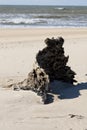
46 81 87 104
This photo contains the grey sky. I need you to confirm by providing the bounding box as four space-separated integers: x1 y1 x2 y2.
0 0 87 6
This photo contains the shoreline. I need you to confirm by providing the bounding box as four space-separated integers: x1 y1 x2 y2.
1 26 87 29
1 26 87 28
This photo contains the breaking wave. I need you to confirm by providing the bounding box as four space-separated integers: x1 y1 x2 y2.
54 7 65 10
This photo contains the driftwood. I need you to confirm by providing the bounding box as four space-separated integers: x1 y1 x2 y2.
7 36 77 104
8 63 49 104
36 37 77 84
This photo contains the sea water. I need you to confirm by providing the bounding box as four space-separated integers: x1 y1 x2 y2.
0 5 87 28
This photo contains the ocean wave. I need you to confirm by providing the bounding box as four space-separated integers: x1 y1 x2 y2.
0 13 69 19
34 15 68 19
0 18 47 25
0 11 87 27
54 7 65 10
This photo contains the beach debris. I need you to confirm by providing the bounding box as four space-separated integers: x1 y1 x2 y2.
8 63 49 104
36 37 77 84
68 114 84 119
7 36 77 104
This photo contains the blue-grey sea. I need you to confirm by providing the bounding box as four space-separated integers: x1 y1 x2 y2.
0 5 87 28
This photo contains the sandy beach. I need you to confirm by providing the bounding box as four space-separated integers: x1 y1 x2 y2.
0 28 87 130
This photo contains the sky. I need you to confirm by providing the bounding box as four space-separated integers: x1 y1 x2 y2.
0 0 87 6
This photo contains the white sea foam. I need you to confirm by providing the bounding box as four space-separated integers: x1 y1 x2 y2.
55 7 65 10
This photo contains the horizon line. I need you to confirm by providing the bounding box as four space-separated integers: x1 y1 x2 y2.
0 4 87 6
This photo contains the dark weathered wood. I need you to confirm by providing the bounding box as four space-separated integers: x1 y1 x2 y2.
36 37 77 83
12 64 49 104
7 36 77 104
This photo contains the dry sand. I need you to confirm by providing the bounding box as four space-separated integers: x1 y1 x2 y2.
0 28 87 130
